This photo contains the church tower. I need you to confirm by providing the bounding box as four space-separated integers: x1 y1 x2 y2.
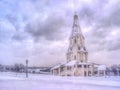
67 13 88 63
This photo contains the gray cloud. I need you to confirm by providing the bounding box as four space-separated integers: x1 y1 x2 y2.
77 0 120 51
107 40 120 51
1 0 120 66
78 6 95 25
12 32 26 41
25 15 66 41
5 14 18 30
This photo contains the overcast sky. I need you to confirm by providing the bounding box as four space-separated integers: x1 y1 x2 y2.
0 0 120 67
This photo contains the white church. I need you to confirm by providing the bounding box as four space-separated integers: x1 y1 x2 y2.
51 13 106 77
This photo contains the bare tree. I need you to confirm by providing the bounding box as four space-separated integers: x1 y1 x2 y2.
14 63 25 72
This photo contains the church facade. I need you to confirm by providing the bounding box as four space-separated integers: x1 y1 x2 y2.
51 13 106 76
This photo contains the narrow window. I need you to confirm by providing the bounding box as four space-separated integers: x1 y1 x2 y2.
84 65 87 68
74 55 76 60
74 39 76 43
78 46 80 50
78 65 81 68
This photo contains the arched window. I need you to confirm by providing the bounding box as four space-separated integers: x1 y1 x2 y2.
84 47 86 50
74 39 76 43
74 55 76 60
81 60 83 62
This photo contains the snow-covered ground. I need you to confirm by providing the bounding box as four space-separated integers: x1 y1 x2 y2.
0 72 120 90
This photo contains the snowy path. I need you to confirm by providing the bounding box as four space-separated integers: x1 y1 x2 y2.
0 72 120 90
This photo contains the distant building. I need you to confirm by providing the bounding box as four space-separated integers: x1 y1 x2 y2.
28 67 51 74
106 65 120 76
51 13 106 77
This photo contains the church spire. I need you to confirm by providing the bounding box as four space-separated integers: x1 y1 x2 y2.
73 12 79 26
71 12 82 36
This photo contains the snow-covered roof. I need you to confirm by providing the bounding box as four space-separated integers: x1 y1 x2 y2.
97 65 106 70
51 64 61 70
65 60 77 66
80 48 84 51
51 63 65 70
78 63 90 65
52 61 93 69
78 48 87 52
65 60 90 66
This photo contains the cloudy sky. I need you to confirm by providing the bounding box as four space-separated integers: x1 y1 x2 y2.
0 0 120 67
